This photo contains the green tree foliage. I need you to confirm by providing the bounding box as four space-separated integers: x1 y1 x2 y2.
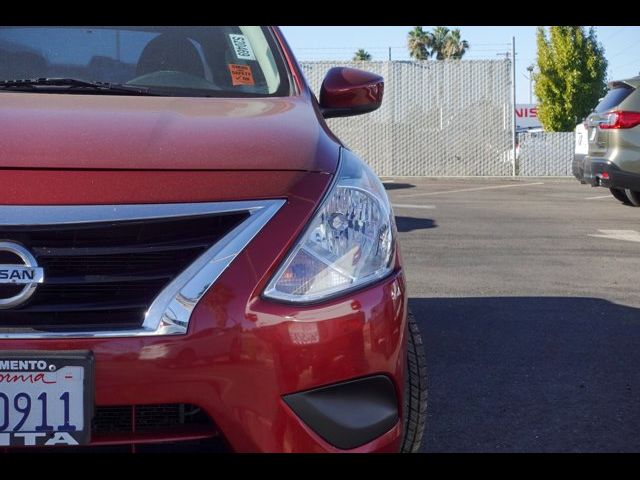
407 26 470 60
534 26 608 131
353 49 372 61
430 27 451 60
407 27 430 60
442 29 469 60
407 27 429 60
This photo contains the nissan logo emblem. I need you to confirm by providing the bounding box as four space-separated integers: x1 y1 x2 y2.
0 242 44 309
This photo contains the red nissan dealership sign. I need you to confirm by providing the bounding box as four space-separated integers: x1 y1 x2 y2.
516 104 542 130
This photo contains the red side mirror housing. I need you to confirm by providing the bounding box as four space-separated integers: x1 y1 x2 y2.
319 67 384 119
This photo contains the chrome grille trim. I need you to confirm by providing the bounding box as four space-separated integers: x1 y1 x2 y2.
0 200 285 339
0 202 278 226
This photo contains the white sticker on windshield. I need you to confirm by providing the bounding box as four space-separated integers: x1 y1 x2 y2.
229 34 256 61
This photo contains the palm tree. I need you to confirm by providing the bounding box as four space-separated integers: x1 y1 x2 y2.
353 49 372 61
430 26 451 60
407 26 471 62
407 26 430 61
443 29 470 59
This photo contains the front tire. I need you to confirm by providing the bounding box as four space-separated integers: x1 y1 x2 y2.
610 188 631 205
625 189 640 206
400 310 427 453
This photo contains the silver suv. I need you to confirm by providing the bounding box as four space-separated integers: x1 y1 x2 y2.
581 77 640 205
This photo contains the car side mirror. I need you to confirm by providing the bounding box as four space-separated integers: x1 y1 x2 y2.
319 67 384 119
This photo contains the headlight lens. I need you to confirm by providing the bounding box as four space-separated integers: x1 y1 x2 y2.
263 149 396 302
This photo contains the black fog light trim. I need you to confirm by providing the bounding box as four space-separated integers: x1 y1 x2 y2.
283 375 399 450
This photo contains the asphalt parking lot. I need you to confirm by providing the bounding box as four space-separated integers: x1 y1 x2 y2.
384 177 640 452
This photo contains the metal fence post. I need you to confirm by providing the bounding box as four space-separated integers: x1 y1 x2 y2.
511 36 517 177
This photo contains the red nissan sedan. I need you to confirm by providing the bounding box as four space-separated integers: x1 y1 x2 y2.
0 26 426 453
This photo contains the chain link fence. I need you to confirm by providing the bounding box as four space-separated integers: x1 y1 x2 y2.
518 132 574 176
300 60 574 177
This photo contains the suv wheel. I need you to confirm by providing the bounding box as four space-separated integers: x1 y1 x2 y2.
625 189 640 206
610 188 632 205
400 310 428 453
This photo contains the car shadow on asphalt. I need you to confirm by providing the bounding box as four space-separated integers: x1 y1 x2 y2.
395 216 437 233
383 182 415 191
408 296 640 453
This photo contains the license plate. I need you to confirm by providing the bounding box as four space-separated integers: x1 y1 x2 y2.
0 351 94 447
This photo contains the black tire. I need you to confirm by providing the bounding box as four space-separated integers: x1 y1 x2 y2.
625 189 640 207
400 310 427 453
610 188 631 205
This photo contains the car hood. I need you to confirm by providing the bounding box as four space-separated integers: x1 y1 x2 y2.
0 92 338 172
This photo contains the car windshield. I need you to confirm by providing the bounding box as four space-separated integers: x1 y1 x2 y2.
0 26 290 98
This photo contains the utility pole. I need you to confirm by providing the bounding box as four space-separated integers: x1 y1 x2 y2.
526 64 534 103
511 37 517 177
497 40 518 176
115 30 121 62
388 47 392 61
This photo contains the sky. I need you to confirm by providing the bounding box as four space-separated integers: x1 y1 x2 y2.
280 26 640 104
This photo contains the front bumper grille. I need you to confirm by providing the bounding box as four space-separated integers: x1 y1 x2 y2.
5 404 227 453
0 213 248 332
93 403 213 434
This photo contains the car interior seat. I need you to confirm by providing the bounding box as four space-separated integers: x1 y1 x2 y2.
0 50 47 80
135 32 205 79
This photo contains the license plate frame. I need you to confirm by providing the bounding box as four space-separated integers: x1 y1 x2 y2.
0 350 94 448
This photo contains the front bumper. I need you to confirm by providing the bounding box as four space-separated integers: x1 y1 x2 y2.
0 271 407 453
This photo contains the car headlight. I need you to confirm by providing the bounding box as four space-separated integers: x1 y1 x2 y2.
263 149 396 303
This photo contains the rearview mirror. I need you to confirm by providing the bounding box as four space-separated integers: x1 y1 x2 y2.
319 67 384 119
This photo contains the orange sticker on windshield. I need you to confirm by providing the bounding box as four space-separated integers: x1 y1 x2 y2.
228 64 255 86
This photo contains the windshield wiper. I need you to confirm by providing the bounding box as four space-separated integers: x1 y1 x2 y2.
0 77 162 96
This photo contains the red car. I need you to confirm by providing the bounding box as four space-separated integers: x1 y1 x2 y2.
0 26 426 453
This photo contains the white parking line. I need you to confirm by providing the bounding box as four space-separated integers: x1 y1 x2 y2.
398 182 545 198
392 204 436 210
585 195 611 200
589 230 640 243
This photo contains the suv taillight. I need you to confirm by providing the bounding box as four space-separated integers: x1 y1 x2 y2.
600 111 640 129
